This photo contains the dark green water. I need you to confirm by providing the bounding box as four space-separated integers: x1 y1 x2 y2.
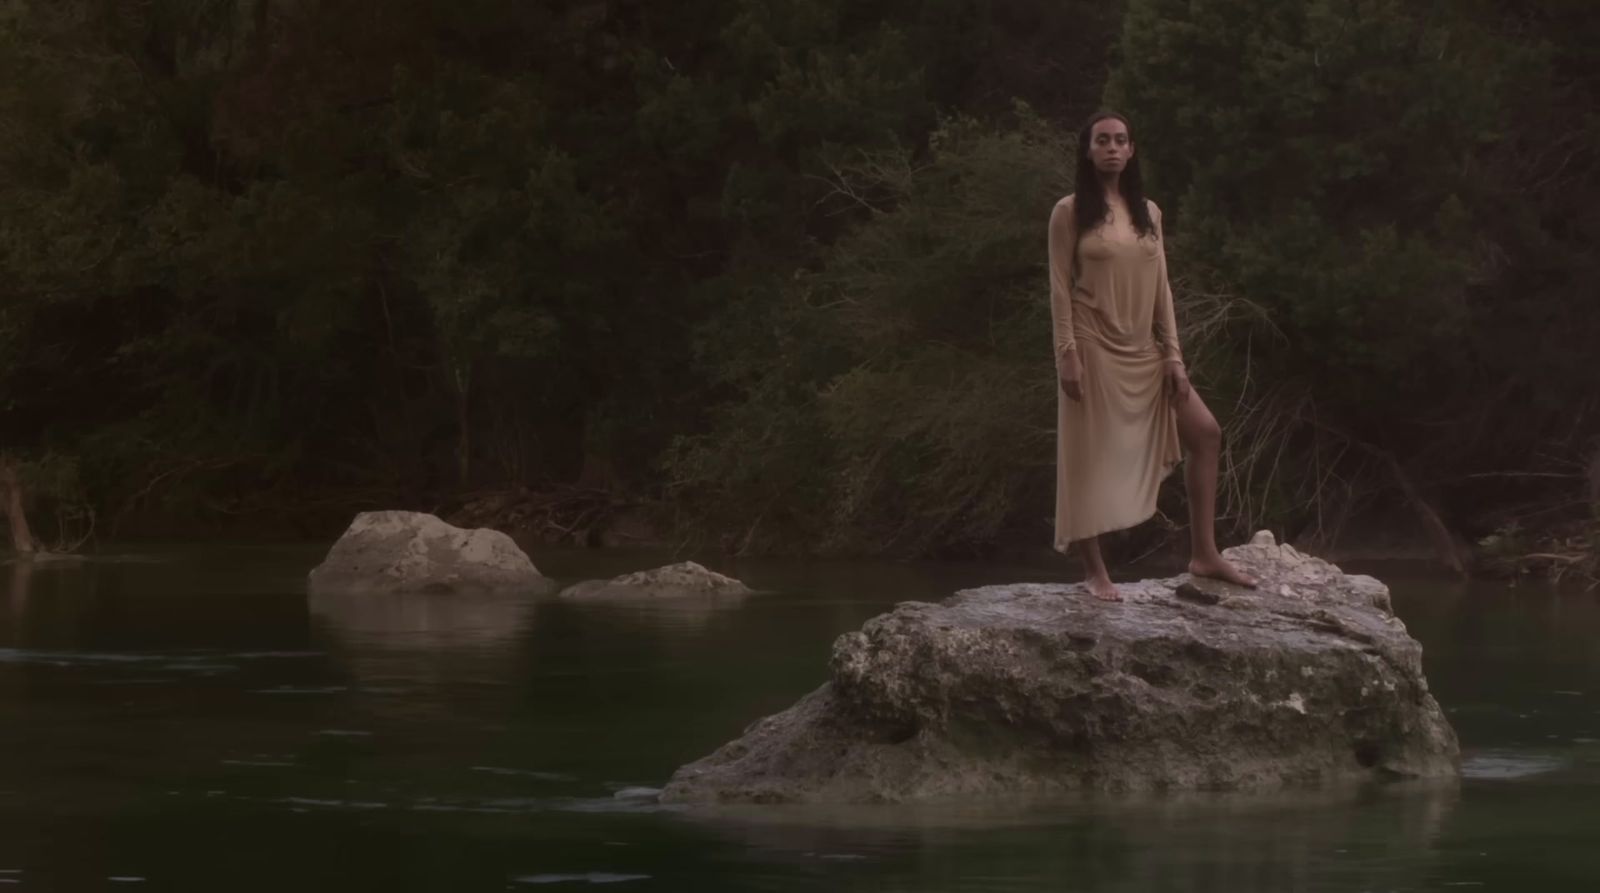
2 546 1597 891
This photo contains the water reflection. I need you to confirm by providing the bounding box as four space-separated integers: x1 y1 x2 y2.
307 589 538 721
4 559 31 644
679 781 1462 892
307 589 537 647
1 555 100 650
546 593 751 636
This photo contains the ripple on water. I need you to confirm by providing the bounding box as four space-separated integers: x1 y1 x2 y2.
400 795 678 817
609 787 661 801
260 796 662 819
0 648 146 665
221 759 295 768
275 797 389 810
469 766 576 782
248 686 347 695
1461 752 1566 779
511 874 649 885
489 796 675 815
0 648 321 667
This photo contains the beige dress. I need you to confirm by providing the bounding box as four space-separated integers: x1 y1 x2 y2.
1049 195 1183 550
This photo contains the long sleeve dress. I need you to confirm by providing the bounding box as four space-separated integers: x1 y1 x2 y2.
1048 195 1184 550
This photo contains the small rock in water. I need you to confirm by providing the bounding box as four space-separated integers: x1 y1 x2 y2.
559 561 752 600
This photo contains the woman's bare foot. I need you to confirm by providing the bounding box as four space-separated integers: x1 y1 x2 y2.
1188 555 1259 589
1085 572 1121 602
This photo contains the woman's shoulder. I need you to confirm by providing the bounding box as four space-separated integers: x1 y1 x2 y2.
1144 198 1163 220
1051 194 1076 224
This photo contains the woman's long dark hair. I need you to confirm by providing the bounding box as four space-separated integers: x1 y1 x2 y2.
1073 111 1156 240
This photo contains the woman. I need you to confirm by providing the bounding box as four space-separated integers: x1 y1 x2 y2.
1049 111 1256 601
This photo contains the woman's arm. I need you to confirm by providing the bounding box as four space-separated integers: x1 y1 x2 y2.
1048 199 1083 400
1151 201 1192 405
1049 203 1088 403
1048 199 1079 363
1151 202 1184 366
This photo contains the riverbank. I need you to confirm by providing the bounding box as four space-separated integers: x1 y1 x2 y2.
9 479 1592 591
435 485 1599 588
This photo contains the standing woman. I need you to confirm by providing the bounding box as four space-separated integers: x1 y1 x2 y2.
1049 111 1256 601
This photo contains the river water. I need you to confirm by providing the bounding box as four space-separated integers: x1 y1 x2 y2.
1 545 1596 890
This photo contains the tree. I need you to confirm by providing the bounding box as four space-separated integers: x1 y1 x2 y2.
1104 0 1596 547
0 458 37 554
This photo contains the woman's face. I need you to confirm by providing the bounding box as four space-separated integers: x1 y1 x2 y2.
1088 118 1134 174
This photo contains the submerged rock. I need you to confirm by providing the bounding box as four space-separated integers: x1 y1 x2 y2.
308 511 551 594
661 534 1458 804
559 560 752 600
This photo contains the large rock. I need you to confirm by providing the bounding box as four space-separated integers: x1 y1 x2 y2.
308 511 552 594
661 533 1458 804
559 560 752 600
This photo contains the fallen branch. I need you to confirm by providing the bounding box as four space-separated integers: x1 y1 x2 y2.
1520 552 1585 564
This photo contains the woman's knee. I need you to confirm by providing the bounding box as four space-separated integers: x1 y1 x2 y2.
1186 409 1222 452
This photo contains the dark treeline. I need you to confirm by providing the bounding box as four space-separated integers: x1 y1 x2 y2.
0 1 1595 571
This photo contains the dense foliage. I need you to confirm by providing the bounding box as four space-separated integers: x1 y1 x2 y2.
1107 0 1600 550
0 1 1594 564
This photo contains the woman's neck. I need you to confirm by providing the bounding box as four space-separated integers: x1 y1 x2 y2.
1098 171 1123 203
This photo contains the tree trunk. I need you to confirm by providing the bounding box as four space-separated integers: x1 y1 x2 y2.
0 459 37 554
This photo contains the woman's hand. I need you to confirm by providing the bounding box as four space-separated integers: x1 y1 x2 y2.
1165 360 1191 406
1058 349 1084 402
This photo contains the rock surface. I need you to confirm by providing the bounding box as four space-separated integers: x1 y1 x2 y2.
308 511 551 594
559 560 752 600
661 532 1458 804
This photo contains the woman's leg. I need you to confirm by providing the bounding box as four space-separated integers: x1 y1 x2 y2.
1078 535 1120 601
1175 391 1258 588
